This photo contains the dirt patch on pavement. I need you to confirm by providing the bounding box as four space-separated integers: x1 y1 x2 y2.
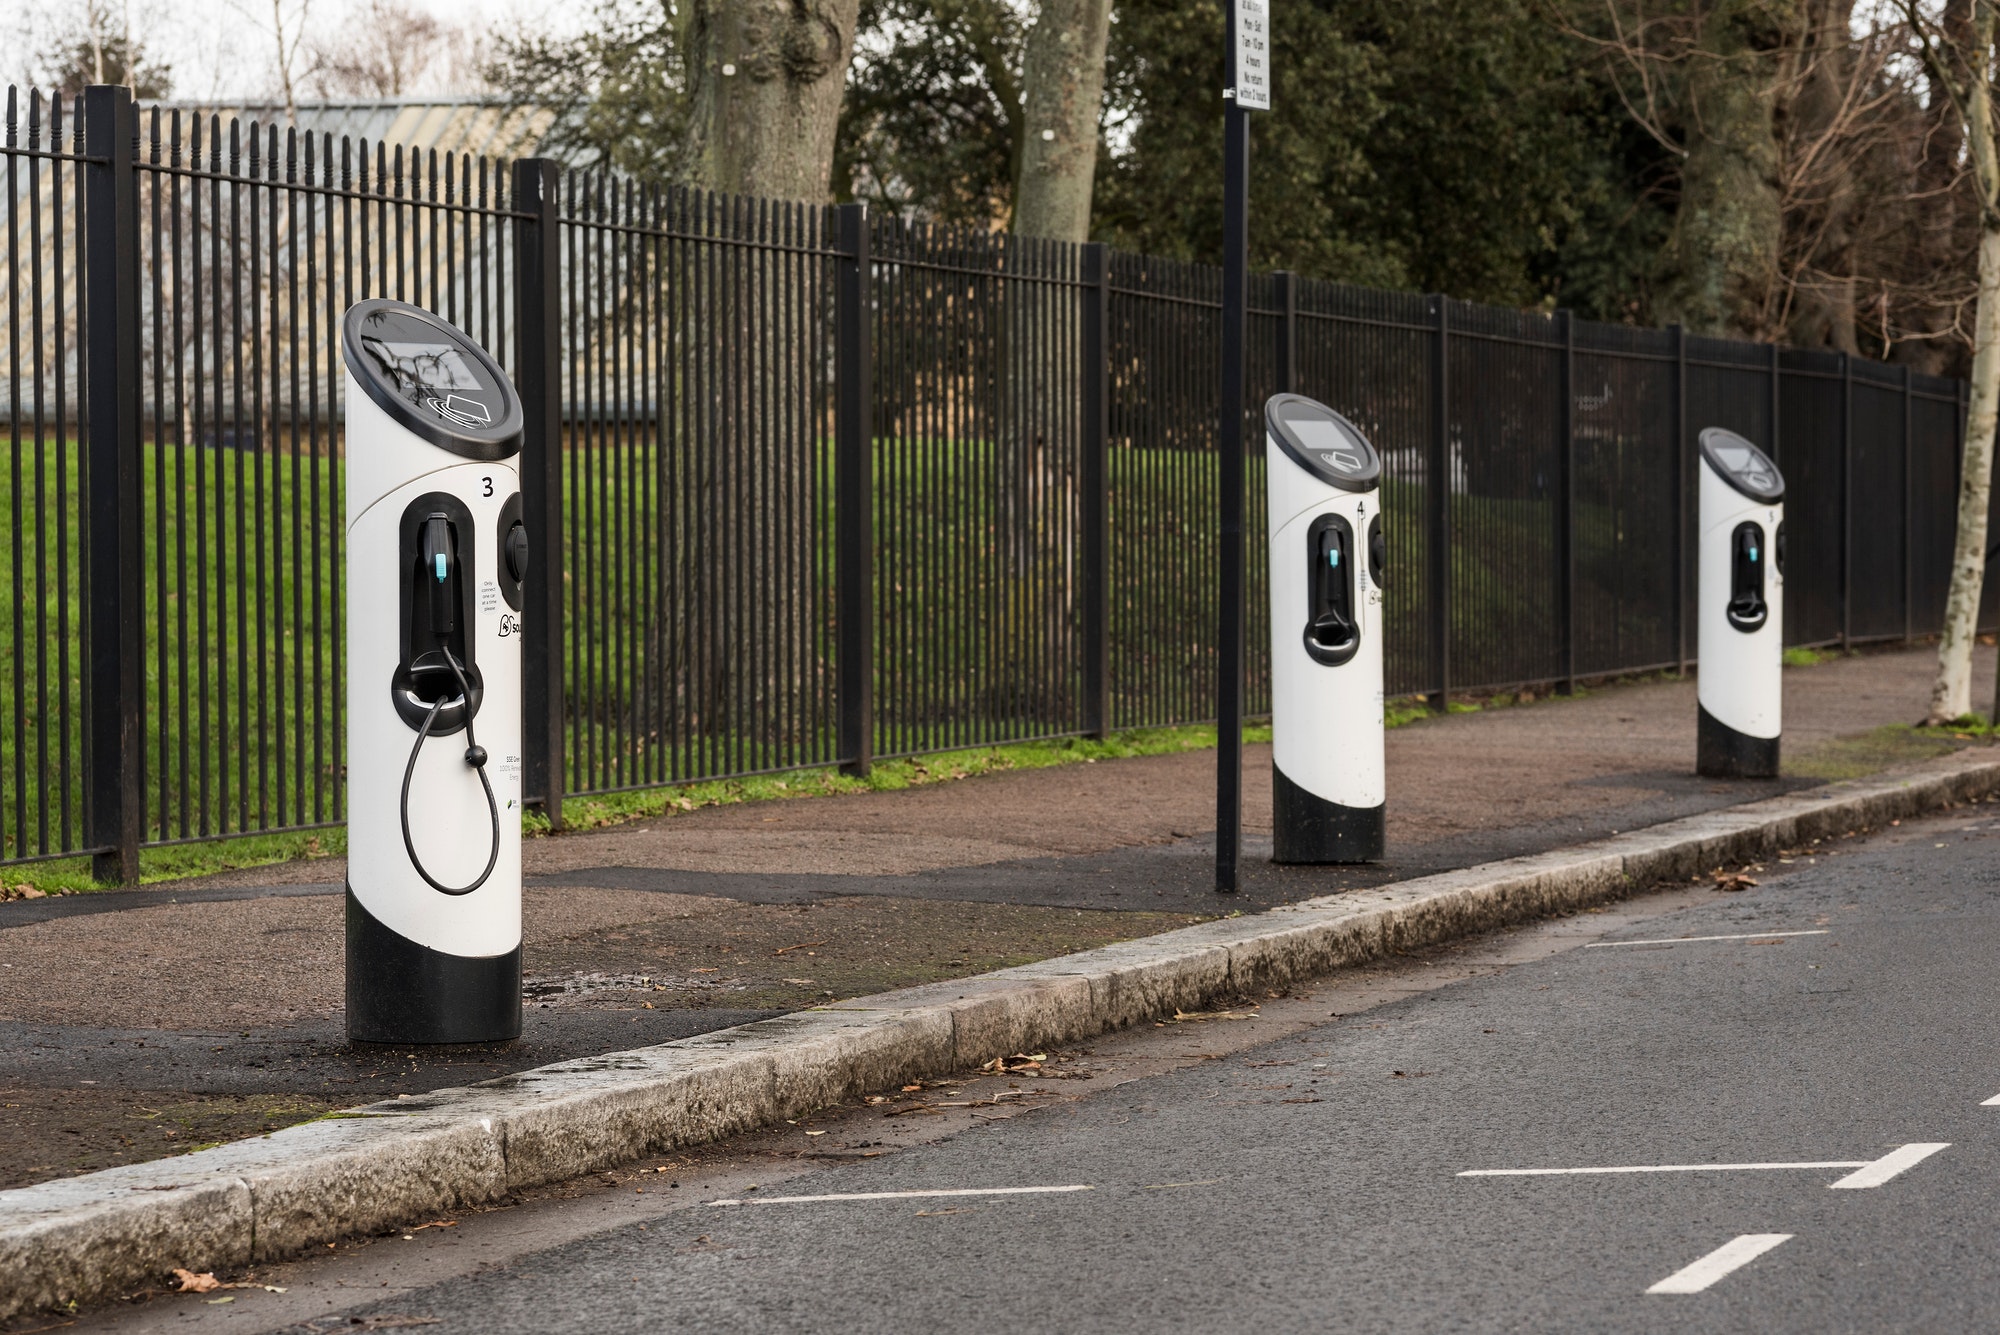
523 896 1210 1015
0 887 1203 1032
0 1088 336 1190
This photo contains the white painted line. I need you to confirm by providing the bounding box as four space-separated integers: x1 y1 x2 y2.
708 1185 1093 1207
1827 1143 1949 1189
1585 930 1828 948
1645 1234 1792 1294
1461 1143 1948 1188
1980 1093 2000 1106
1460 1161 1865 1179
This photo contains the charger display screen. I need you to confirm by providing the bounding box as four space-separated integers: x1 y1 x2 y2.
361 339 483 394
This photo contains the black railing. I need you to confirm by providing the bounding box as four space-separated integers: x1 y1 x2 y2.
0 83 1985 877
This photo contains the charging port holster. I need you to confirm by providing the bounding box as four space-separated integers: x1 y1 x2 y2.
1726 519 1769 633
1304 512 1361 667
393 493 484 733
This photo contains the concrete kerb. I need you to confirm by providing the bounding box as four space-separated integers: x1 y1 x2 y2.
2 750 1995 1319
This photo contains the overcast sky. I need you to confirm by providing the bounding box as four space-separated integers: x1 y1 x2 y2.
0 0 579 100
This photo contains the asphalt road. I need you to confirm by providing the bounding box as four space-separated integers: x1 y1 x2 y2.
75 798 2000 1334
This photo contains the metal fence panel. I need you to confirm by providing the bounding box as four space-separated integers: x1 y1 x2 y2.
869 219 1084 755
559 181 838 796
1105 251 1221 731
0 90 88 863
1446 300 1564 690
1777 348 1845 646
0 82 1987 874
1850 362 1908 642
1574 324 1678 677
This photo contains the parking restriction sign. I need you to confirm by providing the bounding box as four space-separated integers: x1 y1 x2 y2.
1234 0 1271 110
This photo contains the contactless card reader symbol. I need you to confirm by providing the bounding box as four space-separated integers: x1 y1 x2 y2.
428 394 492 430
1320 449 1364 474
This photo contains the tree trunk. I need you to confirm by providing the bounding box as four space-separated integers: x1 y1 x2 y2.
1931 222 2000 722
995 2 1109 727
1927 0 2000 724
674 3 861 761
1660 0 1804 338
680 0 864 200
1013 0 1113 242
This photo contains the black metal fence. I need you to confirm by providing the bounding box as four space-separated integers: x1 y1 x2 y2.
0 84 1984 879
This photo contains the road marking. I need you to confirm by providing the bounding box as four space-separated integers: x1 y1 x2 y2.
708 1185 1093 1207
1460 1143 1946 1188
1461 1161 1866 1178
1980 1093 2000 1106
1827 1143 1949 1189
1584 930 1828 948
1645 1234 1792 1294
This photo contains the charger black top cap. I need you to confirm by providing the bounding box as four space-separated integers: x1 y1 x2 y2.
1266 393 1381 492
1698 427 1784 503
343 298 523 460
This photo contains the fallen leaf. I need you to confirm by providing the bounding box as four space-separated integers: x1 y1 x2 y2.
980 1053 1048 1073
774 941 827 956
172 1269 221 1294
1712 869 1759 892
783 978 815 985
804 1130 827 1136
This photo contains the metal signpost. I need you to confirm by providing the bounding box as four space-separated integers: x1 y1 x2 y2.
1217 0 1270 893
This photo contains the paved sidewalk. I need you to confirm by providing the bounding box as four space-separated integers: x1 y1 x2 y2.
0 644 1989 1189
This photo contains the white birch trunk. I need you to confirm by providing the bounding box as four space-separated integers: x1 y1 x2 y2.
1927 0 2000 724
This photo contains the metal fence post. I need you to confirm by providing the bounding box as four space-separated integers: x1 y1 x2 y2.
1080 243 1111 739
84 85 142 884
1672 323 1688 674
1427 295 1451 710
1903 364 1914 642
1557 309 1575 694
836 203 874 776
1275 270 1297 395
513 158 565 831
1769 342 1782 461
1840 351 1853 649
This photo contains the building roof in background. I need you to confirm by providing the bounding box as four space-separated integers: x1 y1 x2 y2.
148 98 568 164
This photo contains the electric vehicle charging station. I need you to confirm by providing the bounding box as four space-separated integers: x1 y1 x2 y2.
1265 393 1386 863
343 298 527 1044
1697 426 1785 779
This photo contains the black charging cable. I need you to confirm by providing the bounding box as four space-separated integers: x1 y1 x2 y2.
399 645 501 897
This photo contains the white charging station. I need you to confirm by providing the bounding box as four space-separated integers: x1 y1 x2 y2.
343 298 527 1043
1266 393 1386 862
1697 426 1785 779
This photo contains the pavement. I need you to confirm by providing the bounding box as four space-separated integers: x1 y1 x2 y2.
0 644 1990 1190
52 792 2000 1334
